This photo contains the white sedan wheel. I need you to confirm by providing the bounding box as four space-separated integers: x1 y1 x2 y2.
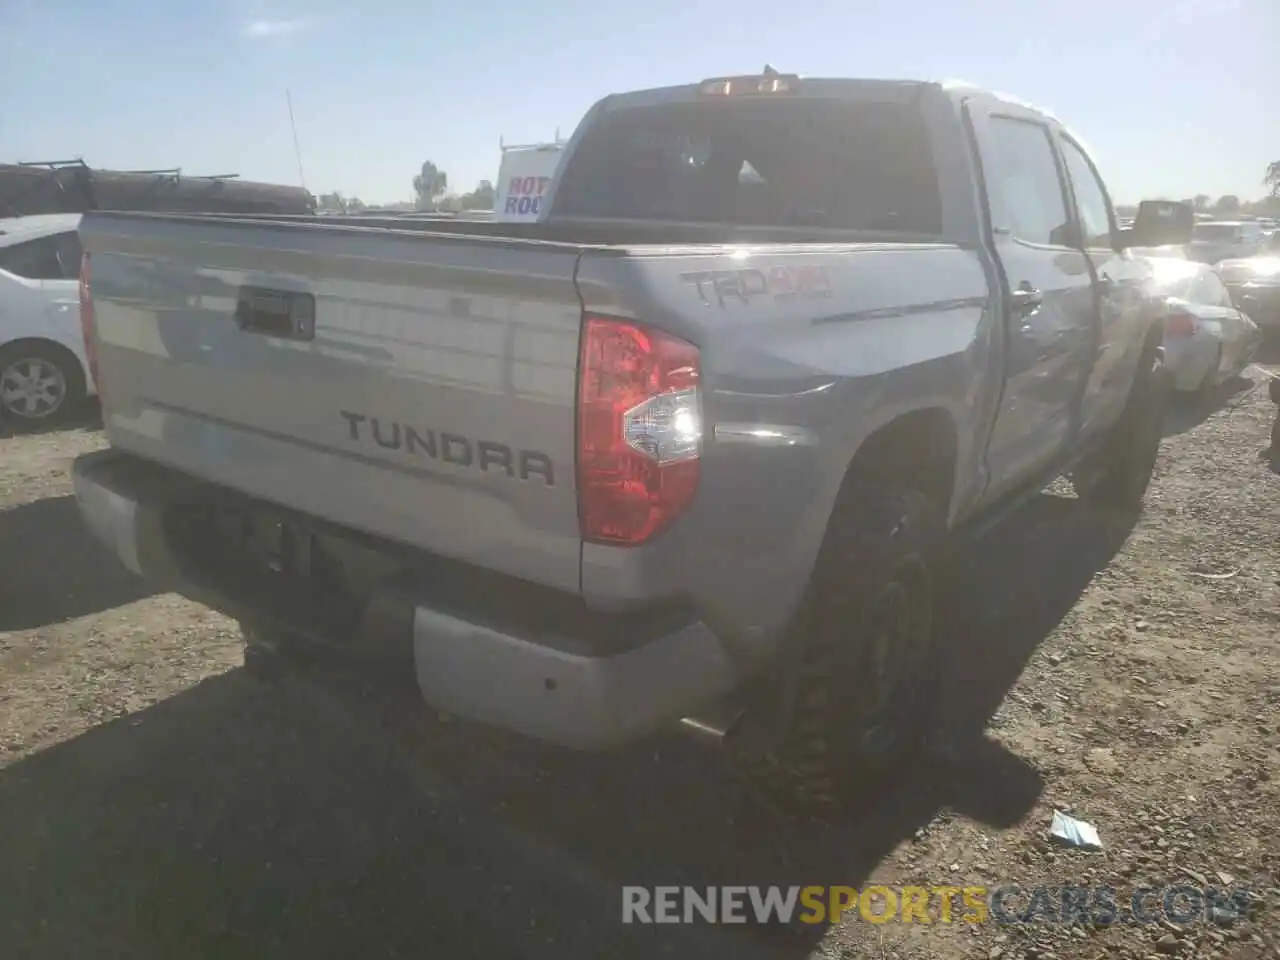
0 345 83 426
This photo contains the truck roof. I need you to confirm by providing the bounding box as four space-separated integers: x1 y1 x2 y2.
602 74 1060 120
594 74 1078 153
603 76 933 111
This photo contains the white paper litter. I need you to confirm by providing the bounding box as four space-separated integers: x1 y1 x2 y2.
1049 810 1103 850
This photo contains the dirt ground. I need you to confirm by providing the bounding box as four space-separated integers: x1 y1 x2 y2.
1 369 1277 960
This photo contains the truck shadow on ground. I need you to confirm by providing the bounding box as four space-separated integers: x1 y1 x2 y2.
0 494 156 631
0 493 1134 959
1162 374 1256 438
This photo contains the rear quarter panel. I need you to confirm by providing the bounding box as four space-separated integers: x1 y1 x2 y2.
575 243 996 654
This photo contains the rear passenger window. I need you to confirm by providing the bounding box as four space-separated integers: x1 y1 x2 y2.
1060 138 1115 248
53 232 83 279
0 235 65 280
1196 271 1233 308
980 117 1071 246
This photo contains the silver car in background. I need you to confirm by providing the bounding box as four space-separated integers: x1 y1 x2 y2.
1146 258 1262 392
1188 220 1268 265
1217 237 1280 337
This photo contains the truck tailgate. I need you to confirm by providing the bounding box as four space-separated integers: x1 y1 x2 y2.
80 213 585 594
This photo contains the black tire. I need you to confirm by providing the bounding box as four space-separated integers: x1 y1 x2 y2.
732 487 944 815
0 340 87 429
1073 341 1170 511
1268 376 1280 407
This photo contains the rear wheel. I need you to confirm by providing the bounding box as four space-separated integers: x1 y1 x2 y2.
0 341 86 429
731 487 944 815
1073 341 1170 511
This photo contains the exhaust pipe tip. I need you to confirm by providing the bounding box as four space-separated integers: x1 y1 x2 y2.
678 702 746 747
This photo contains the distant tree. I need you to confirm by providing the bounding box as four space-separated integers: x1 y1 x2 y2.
315 192 371 215
1193 194 1211 211
317 191 347 213
413 161 448 210
1213 194 1241 215
461 180 496 210
1266 161 1280 198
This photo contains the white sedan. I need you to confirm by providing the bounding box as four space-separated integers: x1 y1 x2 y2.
0 214 95 427
1145 257 1262 393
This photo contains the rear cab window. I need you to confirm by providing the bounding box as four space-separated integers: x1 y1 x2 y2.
552 95 944 234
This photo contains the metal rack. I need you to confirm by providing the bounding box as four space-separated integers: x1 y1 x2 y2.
1 160 313 217
0 159 95 217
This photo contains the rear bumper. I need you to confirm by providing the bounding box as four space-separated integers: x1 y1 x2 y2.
410 610 738 748
72 450 742 750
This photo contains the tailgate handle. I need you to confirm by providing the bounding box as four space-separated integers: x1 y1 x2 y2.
234 286 316 341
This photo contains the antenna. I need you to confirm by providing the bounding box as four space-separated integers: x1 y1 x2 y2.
286 89 307 191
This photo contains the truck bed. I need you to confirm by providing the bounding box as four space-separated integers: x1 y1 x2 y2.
82 210 990 627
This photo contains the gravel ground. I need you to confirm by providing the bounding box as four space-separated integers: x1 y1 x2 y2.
0 366 1277 960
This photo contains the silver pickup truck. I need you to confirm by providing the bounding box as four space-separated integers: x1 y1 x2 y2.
73 73 1192 810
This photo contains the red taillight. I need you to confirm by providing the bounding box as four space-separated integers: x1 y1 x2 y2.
1165 308 1197 338
576 315 702 546
78 251 100 390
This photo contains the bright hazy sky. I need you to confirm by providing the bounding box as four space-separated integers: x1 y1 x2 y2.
2 0 1276 205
